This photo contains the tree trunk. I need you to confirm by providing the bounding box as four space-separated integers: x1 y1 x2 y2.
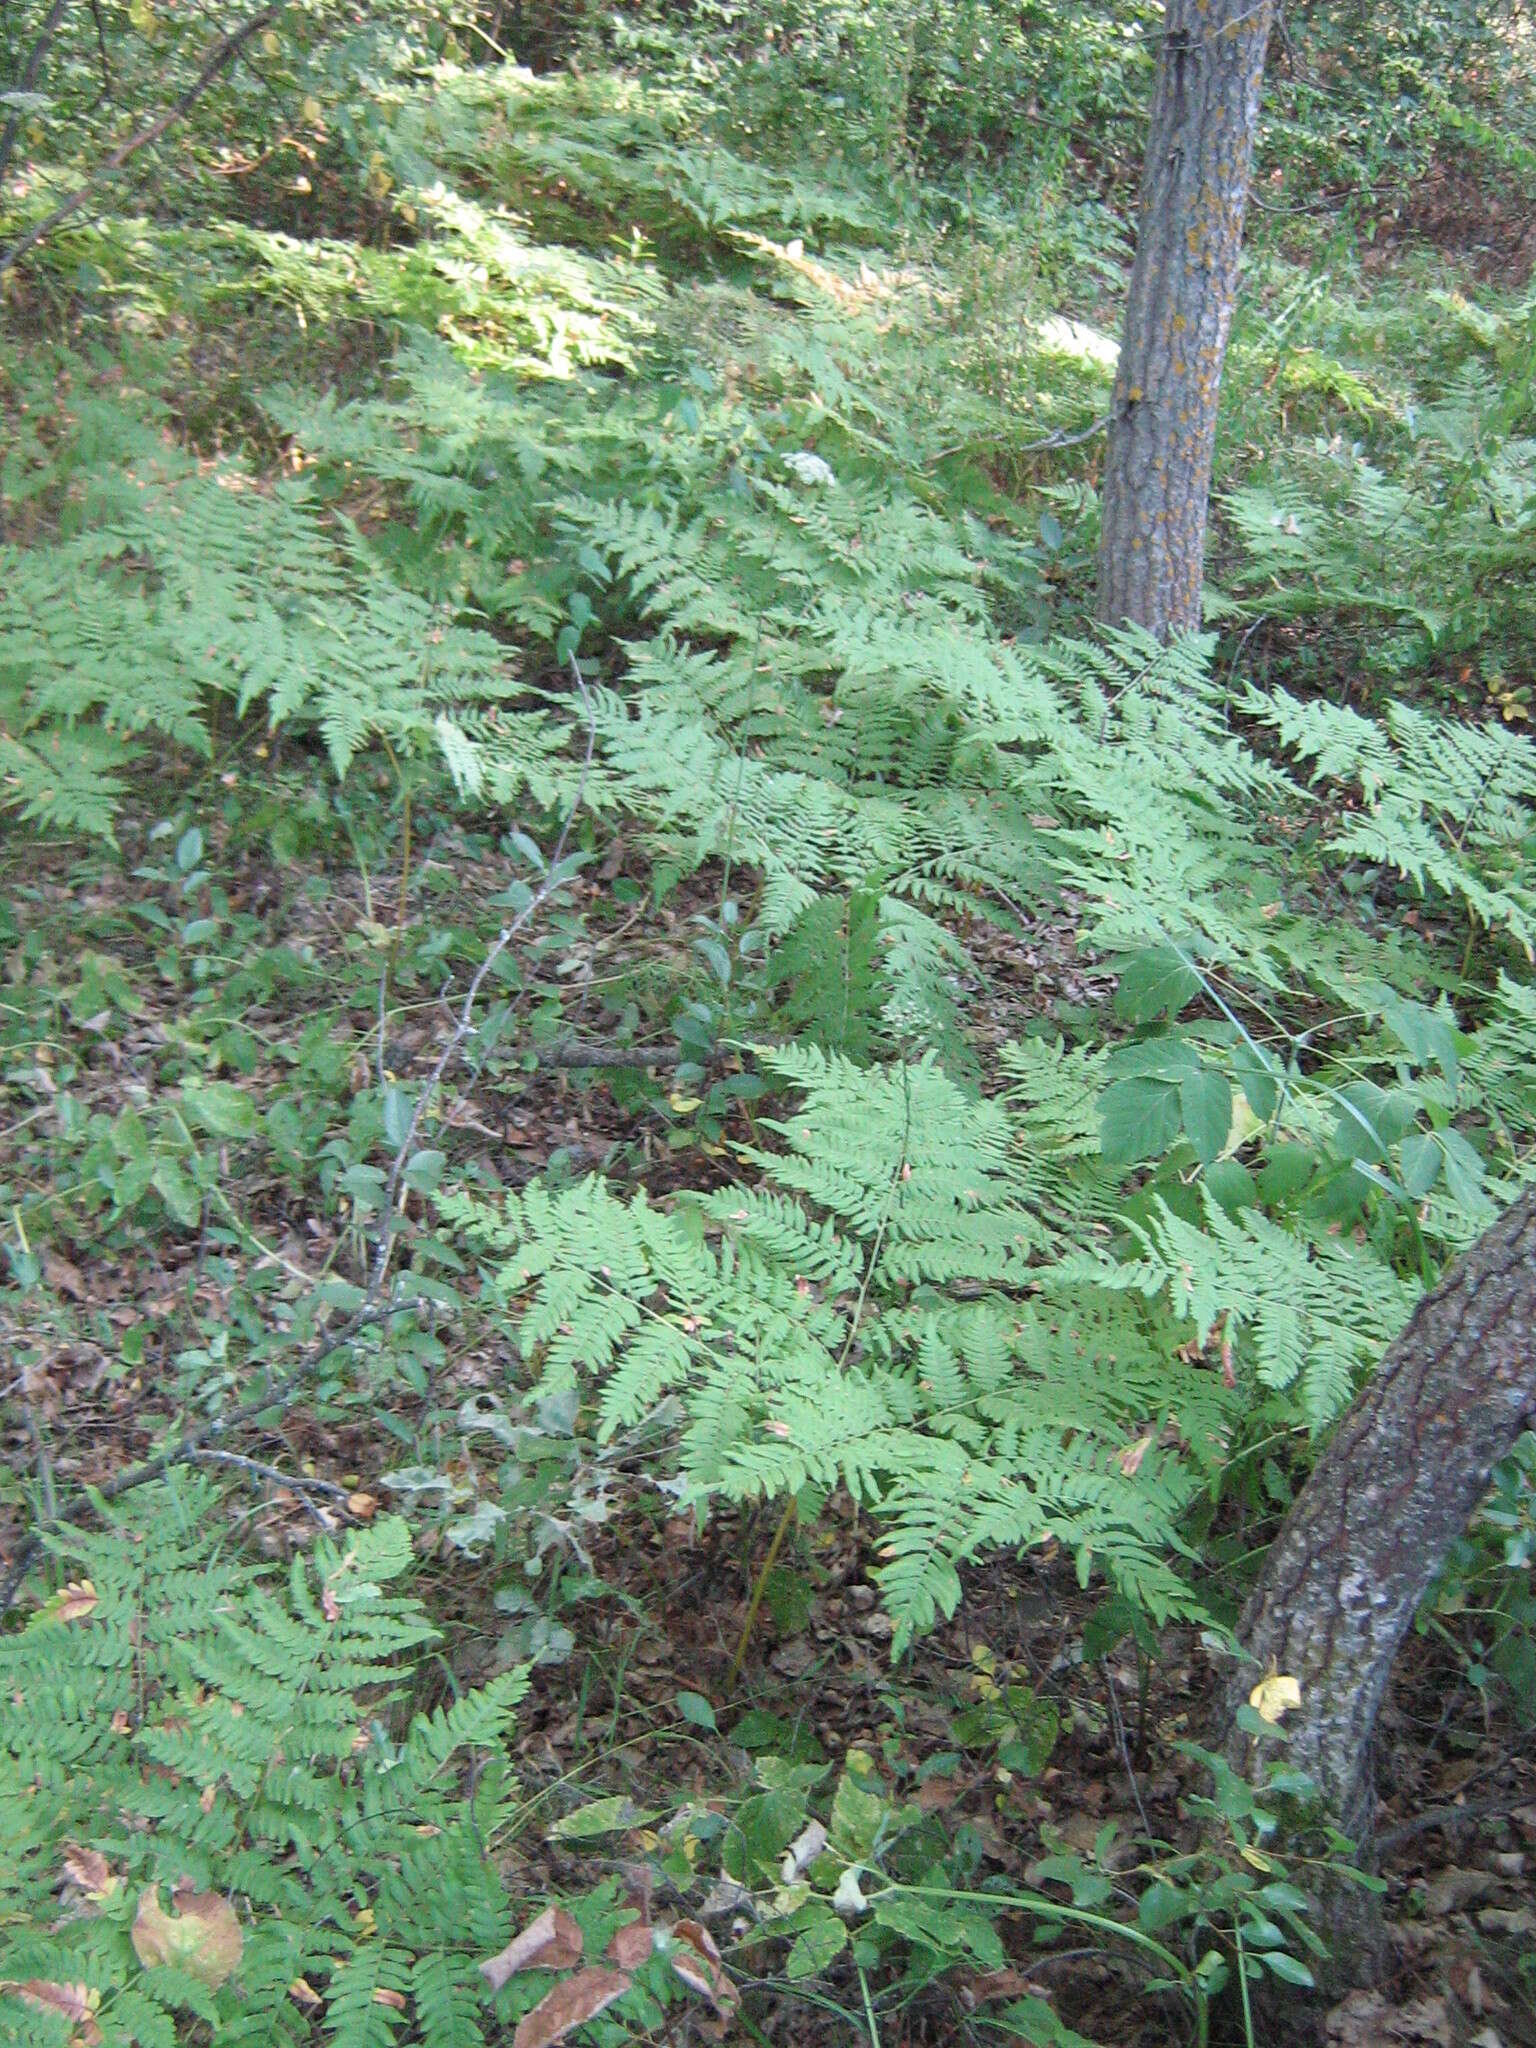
1224 1187 1536 1981
1096 0 1275 638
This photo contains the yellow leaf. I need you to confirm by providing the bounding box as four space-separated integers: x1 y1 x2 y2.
1248 1668 1302 1724
1240 1845 1274 1872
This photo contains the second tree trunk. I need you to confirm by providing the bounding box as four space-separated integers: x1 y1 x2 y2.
1097 0 1275 638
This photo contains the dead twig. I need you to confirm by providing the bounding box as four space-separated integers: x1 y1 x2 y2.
367 657 597 1301
0 1296 429 1615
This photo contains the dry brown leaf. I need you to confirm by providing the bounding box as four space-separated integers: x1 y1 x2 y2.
372 1988 408 2010
962 1969 1049 2008
61 1846 116 1900
347 1493 379 1520
479 1907 584 1991
669 1920 738 2016
605 1921 653 1970
512 1967 630 2048
289 1978 323 2007
4 1979 103 2046
1115 1433 1154 1478
41 1252 85 1299
55 1581 98 1624
131 1882 243 1990
912 1776 961 1812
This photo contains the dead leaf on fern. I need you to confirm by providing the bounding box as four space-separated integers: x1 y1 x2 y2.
512 1966 630 2048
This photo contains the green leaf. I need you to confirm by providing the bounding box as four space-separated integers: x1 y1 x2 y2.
1260 1951 1315 1987
402 1149 446 1194
1138 1882 1188 1932
548 1796 661 1840
1099 1077 1181 1165
1180 1069 1233 1165
1399 1131 1442 1198
181 1081 259 1140
1113 947 1200 1023
829 1765 889 1862
152 1157 202 1227
785 1912 846 1978
675 1690 717 1732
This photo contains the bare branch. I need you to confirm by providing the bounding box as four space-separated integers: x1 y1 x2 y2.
0 0 72 186
0 3 277 276
367 658 598 1301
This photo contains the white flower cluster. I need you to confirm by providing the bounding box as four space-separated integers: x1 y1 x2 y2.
782 450 838 488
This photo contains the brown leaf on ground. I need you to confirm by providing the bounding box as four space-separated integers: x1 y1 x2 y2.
60 1846 115 1900
2 1981 102 2046
961 1969 1050 2008
512 1967 630 2048
1326 1993 1456 2048
42 1251 85 1299
130 1882 243 1990
480 1907 585 1992
669 1920 738 2015
605 1921 653 1969
54 1581 98 1623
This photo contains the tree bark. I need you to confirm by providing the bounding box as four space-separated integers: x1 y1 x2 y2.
1096 0 1275 638
1224 1187 1536 1980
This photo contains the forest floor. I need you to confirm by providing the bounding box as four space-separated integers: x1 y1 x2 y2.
6 767 1534 2047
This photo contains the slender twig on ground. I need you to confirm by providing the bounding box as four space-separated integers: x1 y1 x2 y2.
367 658 596 1301
192 1448 350 1527
0 1296 429 1615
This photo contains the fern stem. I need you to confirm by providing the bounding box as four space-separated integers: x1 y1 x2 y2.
855 1958 882 2047
398 782 413 930
727 1495 797 1689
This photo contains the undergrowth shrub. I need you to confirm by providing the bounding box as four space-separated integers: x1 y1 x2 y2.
1227 300 1536 714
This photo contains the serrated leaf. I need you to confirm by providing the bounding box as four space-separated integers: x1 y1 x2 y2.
181 1081 258 1139
1180 1069 1233 1165
548 1796 660 1840
1113 947 1200 1023
785 1913 846 1978
1099 1077 1181 1164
